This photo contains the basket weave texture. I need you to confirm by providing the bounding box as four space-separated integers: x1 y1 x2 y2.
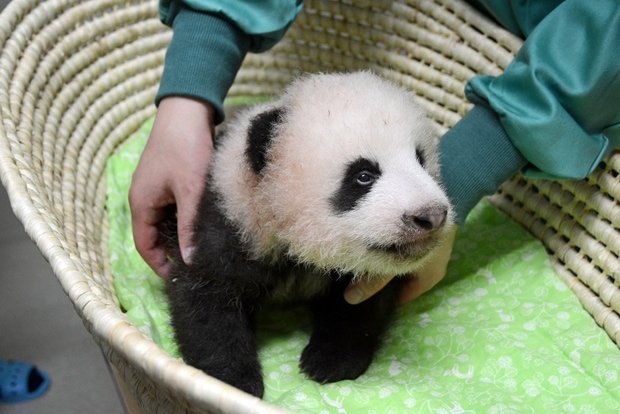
0 0 618 412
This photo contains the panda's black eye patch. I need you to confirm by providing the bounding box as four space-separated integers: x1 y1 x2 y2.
331 157 382 213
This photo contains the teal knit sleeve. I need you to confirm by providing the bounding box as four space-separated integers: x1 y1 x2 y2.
160 0 303 52
156 1 303 123
439 105 527 225
156 7 249 123
465 0 620 180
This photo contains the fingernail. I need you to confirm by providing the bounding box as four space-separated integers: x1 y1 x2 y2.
344 287 364 305
181 246 195 264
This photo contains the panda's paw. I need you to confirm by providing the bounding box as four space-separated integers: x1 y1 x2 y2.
231 372 265 398
299 338 373 384
197 360 265 398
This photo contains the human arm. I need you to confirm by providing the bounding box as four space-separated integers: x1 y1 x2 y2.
130 97 215 276
155 1 302 121
346 0 620 304
467 0 620 181
131 1 302 277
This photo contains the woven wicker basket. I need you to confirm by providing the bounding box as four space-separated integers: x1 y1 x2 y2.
1 0 618 412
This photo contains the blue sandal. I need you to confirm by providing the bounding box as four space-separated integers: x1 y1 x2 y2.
0 360 50 403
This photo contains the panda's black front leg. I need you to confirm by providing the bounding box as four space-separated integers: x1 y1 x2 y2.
167 269 265 397
162 183 275 397
300 276 400 383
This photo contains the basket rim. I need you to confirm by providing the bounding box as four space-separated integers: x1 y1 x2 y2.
0 0 290 412
2 0 618 412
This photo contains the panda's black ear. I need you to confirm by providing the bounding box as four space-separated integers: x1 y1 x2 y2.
246 107 285 175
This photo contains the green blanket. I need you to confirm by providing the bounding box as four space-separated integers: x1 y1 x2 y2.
107 118 620 413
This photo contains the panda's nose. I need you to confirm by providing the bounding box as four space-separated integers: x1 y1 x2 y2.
402 206 447 232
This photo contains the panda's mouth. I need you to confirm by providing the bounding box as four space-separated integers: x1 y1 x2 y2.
369 239 437 260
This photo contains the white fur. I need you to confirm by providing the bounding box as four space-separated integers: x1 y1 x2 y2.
212 71 454 279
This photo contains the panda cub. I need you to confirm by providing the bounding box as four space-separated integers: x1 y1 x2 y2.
167 71 453 397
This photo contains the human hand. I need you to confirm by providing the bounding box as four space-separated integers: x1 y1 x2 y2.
129 97 215 277
344 225 457 304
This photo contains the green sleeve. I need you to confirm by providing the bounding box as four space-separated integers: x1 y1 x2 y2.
159 0 303 53
156 1 303 123
465 0 620 180
439 105 527 225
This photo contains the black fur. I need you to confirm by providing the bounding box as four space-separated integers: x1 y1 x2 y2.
300 276 400 383
415 149 426 168
166 184 399 397
166 186 269 396
245 107 285 174
330 157 382 213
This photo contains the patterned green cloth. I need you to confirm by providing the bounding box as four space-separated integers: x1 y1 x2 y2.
107 118 620 413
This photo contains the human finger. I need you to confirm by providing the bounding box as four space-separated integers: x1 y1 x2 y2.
130 195 173 278
344 275 396 305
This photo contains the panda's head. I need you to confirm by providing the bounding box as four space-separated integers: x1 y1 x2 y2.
213 71 454 277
